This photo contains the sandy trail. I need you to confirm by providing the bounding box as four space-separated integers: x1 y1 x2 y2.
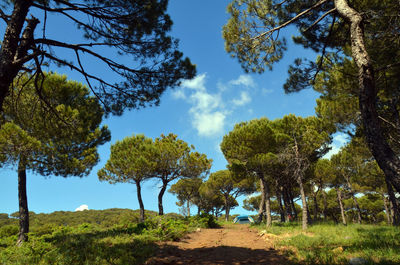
145 224 288 265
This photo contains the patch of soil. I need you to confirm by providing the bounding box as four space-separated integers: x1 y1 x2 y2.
145 224 289 265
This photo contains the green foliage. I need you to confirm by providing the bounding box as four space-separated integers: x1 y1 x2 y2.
0 209 219 264
0 72 110 177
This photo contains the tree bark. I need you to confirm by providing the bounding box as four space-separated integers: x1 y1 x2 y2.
135 181 145 222
282 188 292 222
16 159 29 246
297 176 309 230
343 174 362 224
289 190 298 220
381 192 392 225
158 180 168 215
257 178 266 222
187 200 191 217
312 188 319 221
336 187 347 225
322 189 328 221
0 0 35 113
264 178 272 227
335 0 400 194
225 194 230 222
276 187 286 222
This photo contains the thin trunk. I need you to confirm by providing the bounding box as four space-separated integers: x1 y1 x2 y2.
225 194 230 222
264 179 272 227
322 189 328 221
289 190 298 220
135 181 145 222
297 176 309 230
312 190 319 221
187 200 190 217
16 159 29 246
197 206 201 215
158 180 168 216
335 0 400 193
344 175 362 224
282 188 292 222
386 179 400 226
276 187 286 222
381 193 392 225
257 178 266 222
336 187 347 225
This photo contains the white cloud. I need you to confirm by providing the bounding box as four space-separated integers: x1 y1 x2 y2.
171 88 186 99
181 73 207 91
75 204 89 211
229 75 256 88
192 111 226 137
232 91 251 106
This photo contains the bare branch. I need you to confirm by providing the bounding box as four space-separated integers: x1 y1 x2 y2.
303 8 337 32
252 0 328 41
0 8 10 22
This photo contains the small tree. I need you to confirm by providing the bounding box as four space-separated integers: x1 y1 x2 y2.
98 134 156 222
0 73 110 245
168 177 203 217
204 170 256 221
153 133 212 215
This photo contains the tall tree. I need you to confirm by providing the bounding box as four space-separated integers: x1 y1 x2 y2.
0 73 110 245
273 115 331 229
98 134 156 222
153 133 212 215
223 0 400 194
0 0 195 115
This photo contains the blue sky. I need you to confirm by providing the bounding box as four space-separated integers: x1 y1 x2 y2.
0 0 346 216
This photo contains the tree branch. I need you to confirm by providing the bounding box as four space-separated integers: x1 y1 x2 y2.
252 0 328 41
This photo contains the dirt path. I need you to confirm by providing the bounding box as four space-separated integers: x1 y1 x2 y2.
145 224 288 265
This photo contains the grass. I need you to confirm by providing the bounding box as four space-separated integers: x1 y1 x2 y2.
0 212 220 265
253 222 400 265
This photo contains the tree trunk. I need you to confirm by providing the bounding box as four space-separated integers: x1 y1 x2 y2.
336 187 347 225
312 189 319 221
322 189 328 221
158 180 168 216
264 179 272 227
276 187 286 222
297 176 309 230
257 178 266 222
0 0 35 113
289 190 298 220
16 159 29 246
386 179 400 226
225 194 230 222
135 181 145 222
381 192 392 225
282 188 292 222
335 0 400 194
344 175 362 224
187 200 191 217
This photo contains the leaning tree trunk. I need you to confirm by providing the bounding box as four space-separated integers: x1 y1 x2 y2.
16 159 29 246
158 180 168 216
289 190 298 220
335 0 400 194
0 0 37 113
257 178 266 222
135 181 145 222
336 187 347 226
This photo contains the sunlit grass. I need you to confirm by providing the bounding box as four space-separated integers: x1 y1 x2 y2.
253 222 400 264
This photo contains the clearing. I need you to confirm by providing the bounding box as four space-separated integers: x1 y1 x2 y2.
145 224 288 265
